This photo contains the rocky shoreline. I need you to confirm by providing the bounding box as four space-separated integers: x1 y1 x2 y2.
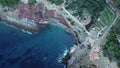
0 16 78 67
62 45 77 68
0 1 81 68
0 17 39 34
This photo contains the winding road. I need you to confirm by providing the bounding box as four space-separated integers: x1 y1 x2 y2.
61 0 91 36
61 0 120 68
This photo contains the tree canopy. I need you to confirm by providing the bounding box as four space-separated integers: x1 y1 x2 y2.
102 26 120 67
28 0 37 5
113 0 120 6
65 0 106 17
0 0 20 7
47 0 64 5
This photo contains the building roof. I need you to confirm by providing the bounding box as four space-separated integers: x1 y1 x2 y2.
47 10 56 17
94 46 100 52
89 38 95 47
91 52 99 60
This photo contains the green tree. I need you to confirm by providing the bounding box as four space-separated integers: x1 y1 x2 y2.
28 0 37 5
113 0 120 6
0 0 20 7
47 0 63 5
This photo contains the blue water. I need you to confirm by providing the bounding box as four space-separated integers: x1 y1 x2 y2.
0 22 75 68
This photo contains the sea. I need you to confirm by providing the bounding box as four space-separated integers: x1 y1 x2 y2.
0 22 75 68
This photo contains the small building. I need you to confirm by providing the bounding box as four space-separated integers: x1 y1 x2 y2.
91 52 99 60
46 10 56 17
88 38 95 47
94 46 100 52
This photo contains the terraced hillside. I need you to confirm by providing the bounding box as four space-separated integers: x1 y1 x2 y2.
94 7 116 30
114 19 120 36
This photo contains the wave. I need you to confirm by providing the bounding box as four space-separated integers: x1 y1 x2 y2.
57 48 68 63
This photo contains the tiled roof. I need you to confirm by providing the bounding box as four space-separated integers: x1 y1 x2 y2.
47 10 56 17
91 52 99 59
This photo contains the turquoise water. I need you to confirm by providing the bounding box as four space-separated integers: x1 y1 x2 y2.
0 22 75 68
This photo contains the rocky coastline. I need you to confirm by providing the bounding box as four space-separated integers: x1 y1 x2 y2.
0 19 38 34
62 45 78 68
0 14 79 68
0 1 81 68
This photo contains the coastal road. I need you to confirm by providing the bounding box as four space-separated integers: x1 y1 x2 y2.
61 0 120 67
90 14 119 58
62 7 90 35
89 0 120 67
95 0 120 44
90 0 120 56
61 0 91 35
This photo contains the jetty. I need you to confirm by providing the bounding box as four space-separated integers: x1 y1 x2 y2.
0 12 39 33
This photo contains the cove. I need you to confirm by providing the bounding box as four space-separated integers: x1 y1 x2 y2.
0 22 75 68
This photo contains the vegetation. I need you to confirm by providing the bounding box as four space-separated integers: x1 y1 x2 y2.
95 7 116 28
28 0 37 5
65 0 106 17
0 0 20 7
47 0 64 5
113 0 120 9
102 20 120 67
67 18 74 25
114 19 120 34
